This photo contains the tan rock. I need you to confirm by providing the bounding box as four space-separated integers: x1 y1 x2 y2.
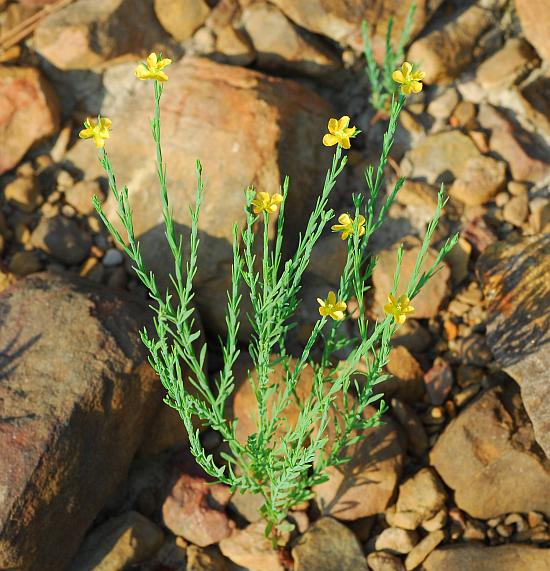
404 530 444 570
379 345 425 403
391 399 429 457
3 176 41 212
449 156 507 207
374 527 418 554
34 0 168 70
476 38 539 90
0 273 161 571
67 512 164 571
400 130 480 185
477 103 548 184
187 545 230 571
292 517 367 571
242 2 339 76
67 57 334 338
0 66 59 175
154 0 209 41
372 238 451 319
430 385 550 518
219 522 283 571
408 5 492 84
215 25 255 66
516 0 550 61
367 551 406 571
64 180 104 216
269 0 443 55
423 543 550 571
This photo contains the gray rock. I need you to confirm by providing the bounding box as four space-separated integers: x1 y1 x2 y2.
30 216 92 265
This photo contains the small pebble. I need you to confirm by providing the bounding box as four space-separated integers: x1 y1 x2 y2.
102 248 124 267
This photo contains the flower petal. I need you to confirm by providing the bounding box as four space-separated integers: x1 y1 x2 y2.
155 71 169 82
327 291 336 305
343 127 356 136
338 213 352 225
323 133 338 146
412 70 425 81
78 128 93 139
135 65 151 79
410 81 423 93
388 294 397 305
328 118 338 133
401 61 412 76
337 116 350 131
147 52 158 68
332 310 345 321
157 57 172 69
392 70 404 84
339 136 351 149
271 193 283 204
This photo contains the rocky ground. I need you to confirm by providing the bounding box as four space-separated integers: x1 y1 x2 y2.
0 0 549 570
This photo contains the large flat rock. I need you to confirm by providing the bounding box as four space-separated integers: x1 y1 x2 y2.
0 272 161 571
477 235 550 457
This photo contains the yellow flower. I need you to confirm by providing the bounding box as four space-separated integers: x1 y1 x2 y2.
384 294 415 325
251 191 283 215
392 62 425 95
317 291 347 321
322 116 357 149
331 213 366 240
78 116 112 148
135 52 172 82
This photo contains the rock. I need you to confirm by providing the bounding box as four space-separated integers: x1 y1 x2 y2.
502 193 529 226
392 320 432 353
315 407 404 520
162 465 234 547
529 196 550 233
450 101 477 130
67 57 333 338
64 180 103 215
404 530 444 570
477 103 548 184
476 38 539 90
154 0 209 41
372 239 451 319
0 270 16 292
517 72 550 138
307 233 349 287
395 181 440 209
3 176 41 212
424 357 453 406
230 490 264 523
408 4 492 84
0 66 59 175
102 248 124 267
30 216 92 265
375 528 417 554
67 511 164 571
232 355 404 521
219 521 283 571
457 334 493 367
214 25 255 66
430 384 550 519
400 131 480 185
268 0 442 54
449 156 506 206
137 402 190 457
391 399 429 457
516 0 550 62
0 273 160 571
461 216 497 255
427 88 459 121
391 468 447 531
187 545 229 571
477 235 550 457
367 551 406 571
8 251 42 276
423 543 550 571
34 0 170 70
242 2 339 76
381 346 425 403
292 517 367 571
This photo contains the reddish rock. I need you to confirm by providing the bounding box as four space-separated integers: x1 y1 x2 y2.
162 463 234 547
0 66 59 174
67 56 334 338
477 103 548 184
0 272 160 571
424 358 453 406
